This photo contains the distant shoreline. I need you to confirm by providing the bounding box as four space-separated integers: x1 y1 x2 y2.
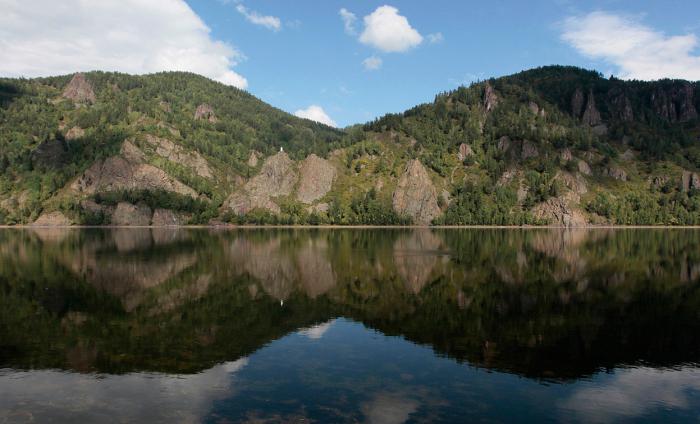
3 225 700 230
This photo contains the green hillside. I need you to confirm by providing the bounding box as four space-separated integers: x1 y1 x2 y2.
0 66 699 225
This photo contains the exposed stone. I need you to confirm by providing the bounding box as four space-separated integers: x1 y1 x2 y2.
32 138 69 168
555 171 588 196
483 82 498 112
457 143 474 161
571 88 585 118
159 101 171 113
681 171 700 192
194 103 217 123
560 148 573 162
152 209 186 226
65 126 85 141
582 89 602 126
297 154 336 204
111 202 152 226
71 141 198 198
532 197 587 227
604 166 628 181
578 160 592 176
143 134 213 178
62 73 96 104
392 160 441 225
592 124 608 136
650 175 670 189
621 149 635 162
528 101 540 115
520 140 539 160
307 203 329 214
120 139 145 163
497 136 511 152
652 83 698 123
247 151 261 167
611 91 634 121
32 211 72 226
224 152 298 215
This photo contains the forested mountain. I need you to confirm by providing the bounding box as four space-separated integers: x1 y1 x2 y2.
1 66 699 226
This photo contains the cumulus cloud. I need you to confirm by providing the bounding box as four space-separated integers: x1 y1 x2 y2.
340 8 357 35
427 32 444 44
359 6 423 53
236 4 281 32
561 11 700 80
294 105 337 127
0 0 248 88
363 55 383 71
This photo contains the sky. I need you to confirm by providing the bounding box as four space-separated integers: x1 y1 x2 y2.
1 0 700 127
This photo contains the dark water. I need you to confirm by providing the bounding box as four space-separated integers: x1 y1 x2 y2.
1 228 700 423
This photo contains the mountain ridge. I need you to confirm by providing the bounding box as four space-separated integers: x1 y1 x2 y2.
1 66 699 226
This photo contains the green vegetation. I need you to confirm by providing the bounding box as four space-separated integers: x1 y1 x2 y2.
1 66 699 225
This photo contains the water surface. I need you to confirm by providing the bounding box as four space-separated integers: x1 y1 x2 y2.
1 228 700 423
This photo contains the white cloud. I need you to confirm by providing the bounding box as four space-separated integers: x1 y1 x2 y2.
339 8 357 35
559 367 700 423
294 105 337 127
0 0 248 88
427 32 444 44
562 11 700 80
298 321 334 340
363 55 383 71
236 4 281 32
359 6 423 53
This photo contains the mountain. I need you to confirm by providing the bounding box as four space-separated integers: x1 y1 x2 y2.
1 66 699 226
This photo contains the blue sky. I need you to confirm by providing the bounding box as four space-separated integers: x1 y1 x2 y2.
2 0 700 127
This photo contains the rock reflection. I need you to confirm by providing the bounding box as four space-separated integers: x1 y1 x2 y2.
0 228 699 380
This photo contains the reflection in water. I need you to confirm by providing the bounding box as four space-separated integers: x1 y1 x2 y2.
1 228 700 422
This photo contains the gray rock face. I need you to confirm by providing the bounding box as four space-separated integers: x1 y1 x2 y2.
532 197 587 227
70 141 197 198
578 160 592 176
483 82 498 112
32 211 72 226
32 139 69 168
392 160 441 225
681 171 700 192
582 89 602 126
247 151 261 167
296 154 336 204
520 140 539 160
194 104 217 123
112 202 152 226
152 209 186 226
604 166 628 181
224 152 298 215
457 143 474 161
143 135 212 178
571 88 585 118
62 73 96 104
652 83 698 123
611 91 634 121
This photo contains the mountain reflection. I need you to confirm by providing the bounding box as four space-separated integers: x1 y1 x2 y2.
1 228 699 380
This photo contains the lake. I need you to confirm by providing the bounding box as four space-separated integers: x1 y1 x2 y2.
1 228 700 423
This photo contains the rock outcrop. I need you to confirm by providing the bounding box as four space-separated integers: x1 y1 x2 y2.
571 88 585 118
111 202 152 226
143 135 213 178
70 141 197 198
520 140 539 159
152 209 186 226
681 171 700 192
483 82 498 112
224 152 298 215
194 104 217 123
652 83 698 123
532 197 587 227
392 160 441 225
32 139 69 168
457 143 474 161
582 89 602 126
296 154 336 204
247 151 261 167
32 211 72 226
610 89 634 121
604 166 628 181
62 73 96 104
578 160 592 176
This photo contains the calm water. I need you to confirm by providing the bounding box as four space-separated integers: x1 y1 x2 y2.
1 228 700 423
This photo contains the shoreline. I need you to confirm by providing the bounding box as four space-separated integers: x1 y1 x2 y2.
3 224 700 230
